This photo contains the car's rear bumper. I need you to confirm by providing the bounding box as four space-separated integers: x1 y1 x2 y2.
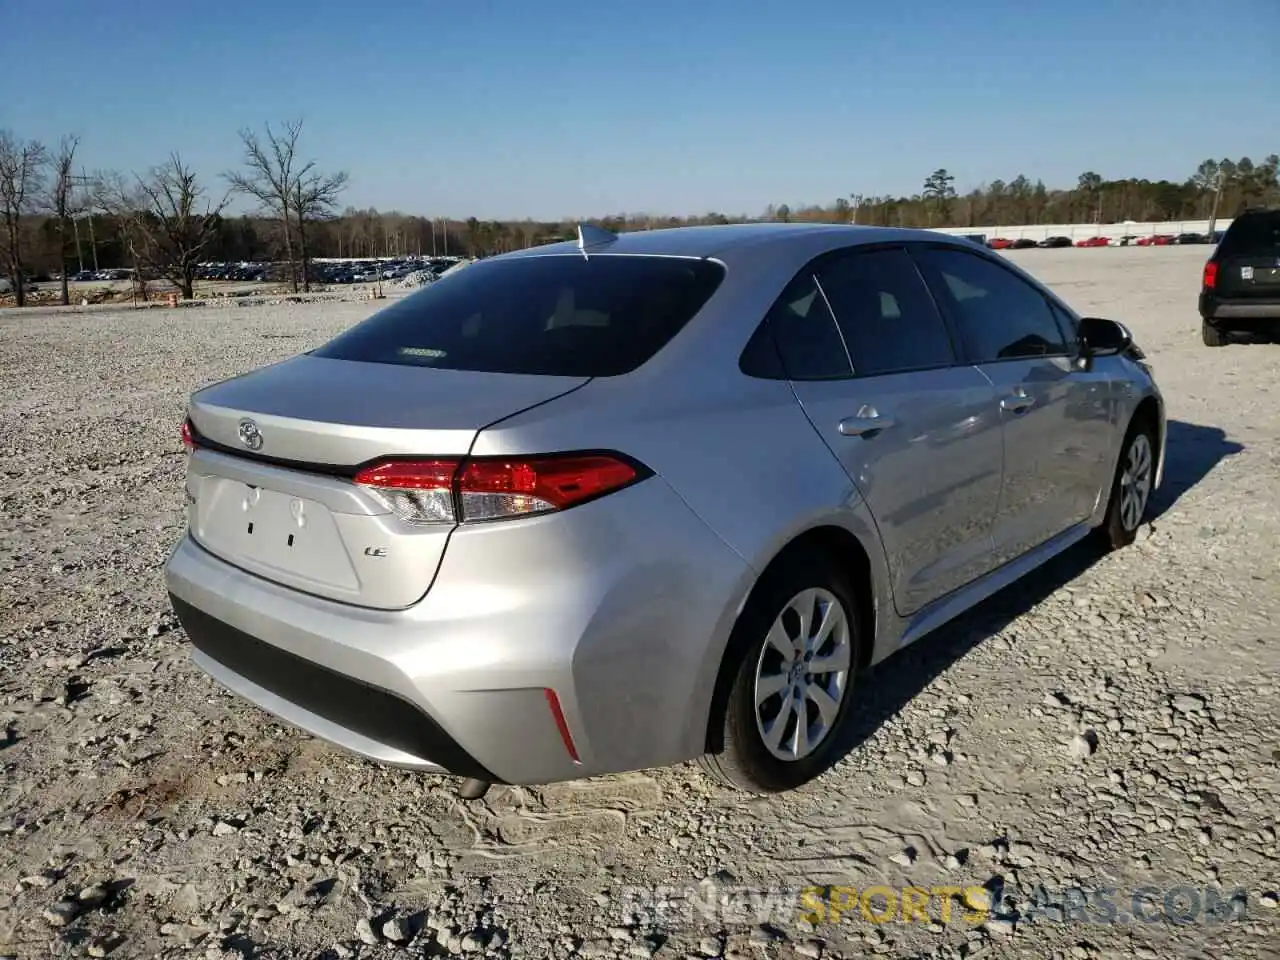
1200 295 1280 322
165 477 753 785
170 593 498 778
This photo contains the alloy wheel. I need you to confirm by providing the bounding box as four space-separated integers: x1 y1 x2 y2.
753 588 852 762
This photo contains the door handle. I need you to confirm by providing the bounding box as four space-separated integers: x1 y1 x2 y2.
838 406 895 438
1000 392 1035 414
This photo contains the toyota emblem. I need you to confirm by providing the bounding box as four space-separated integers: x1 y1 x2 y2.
238 418 264 451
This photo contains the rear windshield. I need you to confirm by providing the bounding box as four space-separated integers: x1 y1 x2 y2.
312 255 725 376
1219 211 1280 257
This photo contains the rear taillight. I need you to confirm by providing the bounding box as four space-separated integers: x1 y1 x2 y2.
1203 261 1218 290
181 418 197 452
353 453 645 524
351 458 459 525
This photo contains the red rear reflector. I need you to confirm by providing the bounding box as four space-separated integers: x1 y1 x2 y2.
544 688 580 763
181 419 196 452
1203 261 1218 289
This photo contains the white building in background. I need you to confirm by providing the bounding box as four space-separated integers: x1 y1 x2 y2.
928 218 1231 242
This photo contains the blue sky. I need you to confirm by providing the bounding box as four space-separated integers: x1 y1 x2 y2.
2 0 1276 219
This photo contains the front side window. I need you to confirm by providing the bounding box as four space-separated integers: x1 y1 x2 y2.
313 255 725 377
915 247 1069 362
815 247 956 376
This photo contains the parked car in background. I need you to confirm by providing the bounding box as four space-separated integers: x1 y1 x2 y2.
1010 238 1038 250
1199 207 1280 347
1137 235 1175 247
1037 236 1073 249
1075 236 1111 248
166 222 1166 798
1175 232 1210 245
987 237 1013 250
0 276 35 294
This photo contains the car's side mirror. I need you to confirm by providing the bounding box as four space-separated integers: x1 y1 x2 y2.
1078 316 1132 358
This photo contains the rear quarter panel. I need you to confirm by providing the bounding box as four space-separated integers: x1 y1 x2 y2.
472 357 900 715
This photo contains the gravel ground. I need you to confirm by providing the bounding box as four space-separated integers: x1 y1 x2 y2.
1 245 1277 960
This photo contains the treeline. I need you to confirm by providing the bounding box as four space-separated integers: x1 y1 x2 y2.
3 119 1277 307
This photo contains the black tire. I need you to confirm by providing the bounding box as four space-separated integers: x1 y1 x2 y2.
1097 417 1158 551
698 554 863 793
1202 319 1228 347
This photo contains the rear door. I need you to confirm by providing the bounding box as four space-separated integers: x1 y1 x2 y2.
1215 212 1280 301
775 246 1004 616
911 244 1114 563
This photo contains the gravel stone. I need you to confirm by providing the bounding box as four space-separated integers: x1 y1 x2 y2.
986 917 1016 937
382 916 412 943
1069 732 1098 758
889 847 917 867
43 900 82 928
697 936 724 957
355 918 379 945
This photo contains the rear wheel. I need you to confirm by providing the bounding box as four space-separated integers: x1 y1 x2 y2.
1202 319 1229 347
699 557 861 793
1098 419 1157 550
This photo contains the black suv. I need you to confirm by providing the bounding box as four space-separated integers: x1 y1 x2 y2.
1200 208 1280 346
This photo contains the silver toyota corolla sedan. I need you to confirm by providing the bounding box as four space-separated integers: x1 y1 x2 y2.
165 223 1165 797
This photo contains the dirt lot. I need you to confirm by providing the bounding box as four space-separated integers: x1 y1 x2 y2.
1 245 1277 959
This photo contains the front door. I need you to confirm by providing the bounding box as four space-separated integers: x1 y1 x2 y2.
912 244 1114 563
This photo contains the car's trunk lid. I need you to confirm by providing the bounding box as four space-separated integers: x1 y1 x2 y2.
184 354 588 609
189 354 586 464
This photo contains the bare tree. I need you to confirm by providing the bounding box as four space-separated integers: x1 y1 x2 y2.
0 131 47 307
226 120 347 293
104 155 229 300
294 165 349 292
44 136 79 305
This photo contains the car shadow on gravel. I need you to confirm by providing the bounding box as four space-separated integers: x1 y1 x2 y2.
1148 419 1244 521
828 418 1240 765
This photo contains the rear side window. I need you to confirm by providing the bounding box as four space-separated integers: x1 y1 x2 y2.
815 248 956 376
756 274 852 380
915 247 1069 362
312 255 725 376
1219 212 1280 257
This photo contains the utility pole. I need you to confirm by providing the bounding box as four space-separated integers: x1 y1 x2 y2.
1206 169 1225 241
71 216 84 272
68 169 100 274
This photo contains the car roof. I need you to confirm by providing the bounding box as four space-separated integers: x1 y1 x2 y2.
495 222 967 263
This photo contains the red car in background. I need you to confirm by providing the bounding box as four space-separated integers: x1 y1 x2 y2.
1136 234 1176 246
1075 236 1111 248
987 237 1014 250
